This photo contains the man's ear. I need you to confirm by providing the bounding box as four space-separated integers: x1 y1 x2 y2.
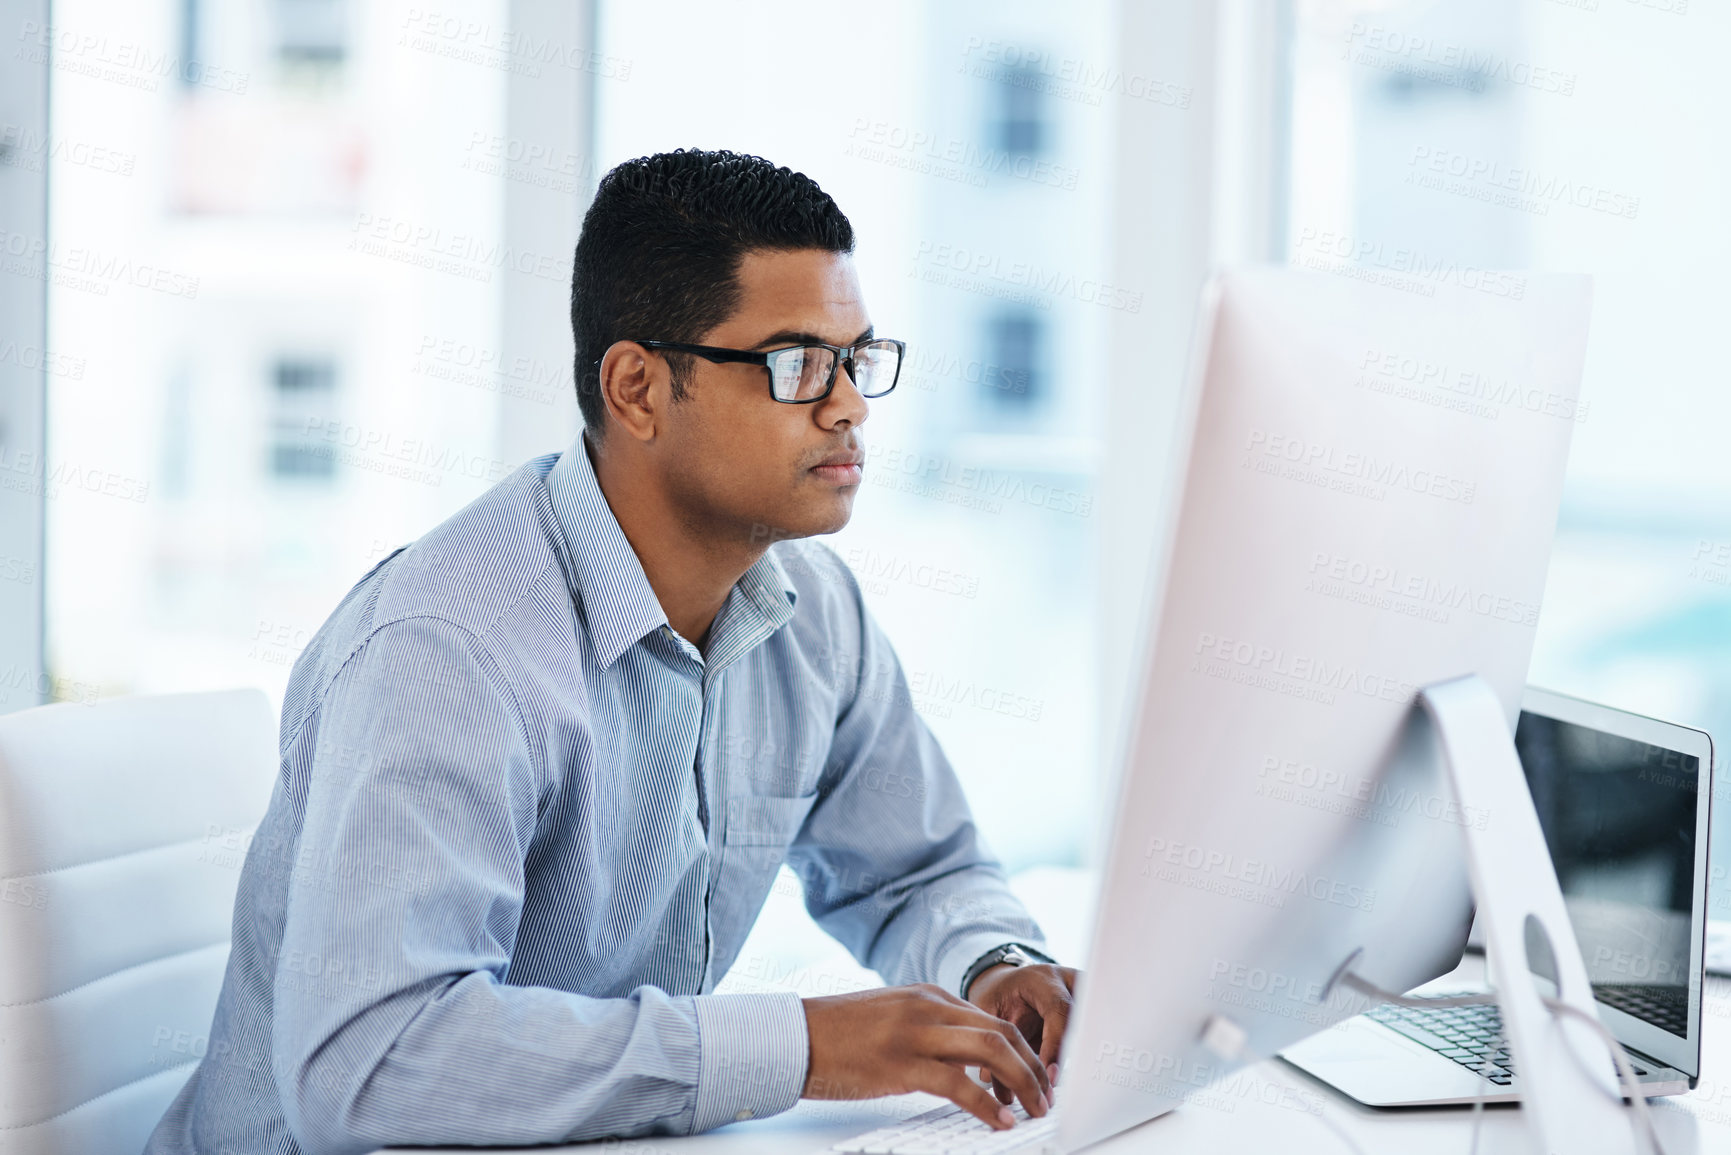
597 340 663 443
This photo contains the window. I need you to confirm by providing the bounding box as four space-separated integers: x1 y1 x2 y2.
981 310 1042 412
1284 0 1731 917
993 62 1047 156
159 369 193 499
179 0 203 88
275 0 347 65
267 358 336 481
45 0 526 701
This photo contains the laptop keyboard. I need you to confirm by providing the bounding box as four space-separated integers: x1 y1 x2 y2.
1368 993 1653 1087
1593 984 1688 1036
828 1100 1061 1154
1368 996 1516 1084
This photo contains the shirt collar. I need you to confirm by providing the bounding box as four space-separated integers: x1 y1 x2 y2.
545 434 798 670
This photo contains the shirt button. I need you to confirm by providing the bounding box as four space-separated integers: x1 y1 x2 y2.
734 1109 754 1122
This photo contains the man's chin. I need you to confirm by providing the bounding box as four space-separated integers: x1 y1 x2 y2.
809 489 859 536
748 495 856 547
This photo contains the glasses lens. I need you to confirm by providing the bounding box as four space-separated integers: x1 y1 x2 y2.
767 346 836 402
850 340 902 398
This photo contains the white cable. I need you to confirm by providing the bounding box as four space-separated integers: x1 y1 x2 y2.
1542 996 1666 1155
1336 977 1499 1153
1337 974 1499 1009
1464 1014 1495 1155
1335 974 1668 1155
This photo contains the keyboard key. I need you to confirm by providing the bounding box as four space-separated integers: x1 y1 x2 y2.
1376 1019 1458 1053
832 1102 1060 1155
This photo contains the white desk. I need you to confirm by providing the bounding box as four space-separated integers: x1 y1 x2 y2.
374 869 1731 1154
378 960 1731 1155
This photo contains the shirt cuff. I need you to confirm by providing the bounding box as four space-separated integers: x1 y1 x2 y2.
938 932 1055 1001
691 991 810 1132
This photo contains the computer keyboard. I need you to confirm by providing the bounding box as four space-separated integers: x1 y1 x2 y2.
1368 996 1516 1084
1368 992 1653 1086
1593 983 1688 1036
828 1100 1061 1154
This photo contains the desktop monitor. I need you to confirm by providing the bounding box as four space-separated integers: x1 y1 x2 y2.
1057 267 1593 1152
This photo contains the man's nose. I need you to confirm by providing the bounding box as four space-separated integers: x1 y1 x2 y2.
817 362 870 429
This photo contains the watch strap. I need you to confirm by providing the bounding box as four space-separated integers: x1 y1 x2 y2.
959 942 1056 1000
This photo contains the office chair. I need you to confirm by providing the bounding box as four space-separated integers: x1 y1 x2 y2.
0 690 276 1155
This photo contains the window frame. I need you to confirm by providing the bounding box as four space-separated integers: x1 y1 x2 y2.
0 0 50 713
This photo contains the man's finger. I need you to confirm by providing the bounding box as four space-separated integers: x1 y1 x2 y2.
938 1004 1055 1103
932 1028 1049 1117
923 1062 1016 1130
1038 1011 1070 1071
987 1015 1054 1104
972 1064 1010 1105
941 1032 1045 1108
1031 974 1074 1070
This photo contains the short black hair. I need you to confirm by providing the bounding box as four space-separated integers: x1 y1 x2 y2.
570 149 856 436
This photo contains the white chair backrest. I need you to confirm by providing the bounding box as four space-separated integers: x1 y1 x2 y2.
0 690 276 1155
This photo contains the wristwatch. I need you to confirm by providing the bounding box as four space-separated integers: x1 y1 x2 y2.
960 942 1056 1000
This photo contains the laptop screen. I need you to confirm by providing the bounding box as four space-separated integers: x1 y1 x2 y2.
1514 712 1700 1040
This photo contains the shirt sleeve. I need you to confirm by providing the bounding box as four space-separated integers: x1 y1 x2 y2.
784 580 1050 997
270 616 808 1155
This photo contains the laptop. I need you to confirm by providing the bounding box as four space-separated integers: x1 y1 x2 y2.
1281 686 1714 1107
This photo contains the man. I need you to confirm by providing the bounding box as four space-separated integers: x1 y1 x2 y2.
148 149 1075 1155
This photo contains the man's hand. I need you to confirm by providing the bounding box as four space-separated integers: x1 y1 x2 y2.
802 984 1053 1130
965 963 1079 1102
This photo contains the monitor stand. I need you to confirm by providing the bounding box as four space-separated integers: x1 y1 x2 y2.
1418 674 1640 1155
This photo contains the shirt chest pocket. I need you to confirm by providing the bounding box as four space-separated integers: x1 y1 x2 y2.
723 793 818 848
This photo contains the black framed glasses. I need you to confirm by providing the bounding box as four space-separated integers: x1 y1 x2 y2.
632 337 905 404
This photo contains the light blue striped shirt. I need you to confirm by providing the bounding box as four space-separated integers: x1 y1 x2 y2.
146 436 1046 1155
